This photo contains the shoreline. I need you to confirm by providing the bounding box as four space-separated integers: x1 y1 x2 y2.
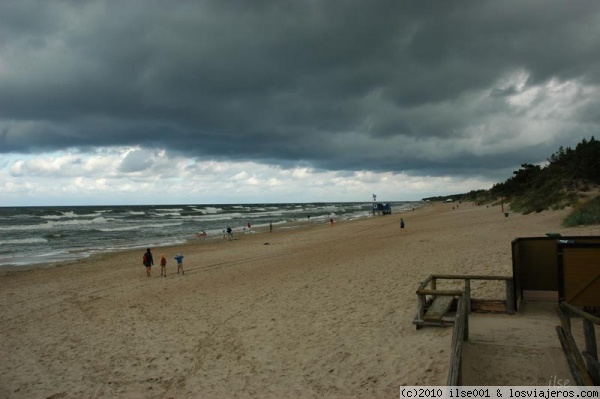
0 202 424 273
2 203 599 397
0 202 423 271
0 214 347 273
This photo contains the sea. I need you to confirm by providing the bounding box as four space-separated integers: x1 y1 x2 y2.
0 201 420 268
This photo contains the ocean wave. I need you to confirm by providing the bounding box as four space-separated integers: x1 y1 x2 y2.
41 211 105 219
0 217 116 231
99 222 183 232
0 237 48 245
151 212 181 217
198 207 223 214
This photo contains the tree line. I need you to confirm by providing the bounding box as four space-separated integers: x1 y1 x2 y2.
424 137 600 224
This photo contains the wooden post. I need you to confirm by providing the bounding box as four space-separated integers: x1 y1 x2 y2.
582 352 600 385
583 319 598 361
447 295 465 386
505 279 515 315
464 279 471 314
583 319 598 378
417 294 426 320
463 294 469 341
430 277 437 291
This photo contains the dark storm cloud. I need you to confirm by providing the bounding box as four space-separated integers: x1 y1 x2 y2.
1 0 600 178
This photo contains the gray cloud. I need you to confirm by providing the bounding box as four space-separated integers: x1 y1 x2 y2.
1 0 600 181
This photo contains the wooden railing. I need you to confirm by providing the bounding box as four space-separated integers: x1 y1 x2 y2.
447 294 468 386
413 274 515 385
556 302 600 385
414 274 515 328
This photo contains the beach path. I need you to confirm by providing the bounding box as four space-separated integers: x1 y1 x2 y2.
461 301 572 385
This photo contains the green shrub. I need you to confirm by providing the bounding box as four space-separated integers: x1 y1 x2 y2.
563 196 600 226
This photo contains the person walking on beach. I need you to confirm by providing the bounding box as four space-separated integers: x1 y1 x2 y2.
174 253 184 275
143 248 154 277
400 218 405 230
270 222 273 233
329 217 334 227
227 226 233 240
160 254 167 277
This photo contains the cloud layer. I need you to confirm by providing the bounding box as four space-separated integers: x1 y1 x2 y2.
1 1 600 205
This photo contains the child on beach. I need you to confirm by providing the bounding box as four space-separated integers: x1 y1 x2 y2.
160 254 167 277
143 248 154 277
174 253 184 275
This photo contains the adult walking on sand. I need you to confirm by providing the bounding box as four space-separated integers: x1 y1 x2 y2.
143 248 154 277
400 218 405 230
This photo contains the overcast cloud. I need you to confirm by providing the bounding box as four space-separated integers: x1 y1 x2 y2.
1 1 600 206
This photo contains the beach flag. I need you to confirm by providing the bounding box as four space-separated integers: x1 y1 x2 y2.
372 194 377 201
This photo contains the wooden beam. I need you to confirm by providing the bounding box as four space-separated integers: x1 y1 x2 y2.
583 319 598 360
561 302 600 325
465 279 471 313
506 279 515 315
555 326 594 386
582 351 600 385
447 296 466 386
418 275 434 291
471 299 506 313
557 303 571 332
416 289 462 296
432 274 512 281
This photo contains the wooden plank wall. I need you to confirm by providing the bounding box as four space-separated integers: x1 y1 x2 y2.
559 244 600 307
512 237 600 309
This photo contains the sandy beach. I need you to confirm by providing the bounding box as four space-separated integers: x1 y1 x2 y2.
1 202 599 398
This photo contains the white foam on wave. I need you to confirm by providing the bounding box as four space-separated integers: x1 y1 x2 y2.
99 222 183 232
199 207 222 214
127 211 146 216
0 237 48 245
0 217 115 231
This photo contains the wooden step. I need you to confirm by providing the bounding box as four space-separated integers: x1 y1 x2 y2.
423 295 454 322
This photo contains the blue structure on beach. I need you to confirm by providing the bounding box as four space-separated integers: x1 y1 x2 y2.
373 202 392 215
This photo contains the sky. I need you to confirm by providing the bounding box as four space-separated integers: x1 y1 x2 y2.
2 1 600 206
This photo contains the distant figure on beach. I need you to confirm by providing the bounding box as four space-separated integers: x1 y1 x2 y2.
160 254 167 277
270 222 273 233
400 218 405 230
247 222 251 229
143 248 154 277
329 218 334 227
227 226 233 240
197 230 207 239
174 253 184 275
